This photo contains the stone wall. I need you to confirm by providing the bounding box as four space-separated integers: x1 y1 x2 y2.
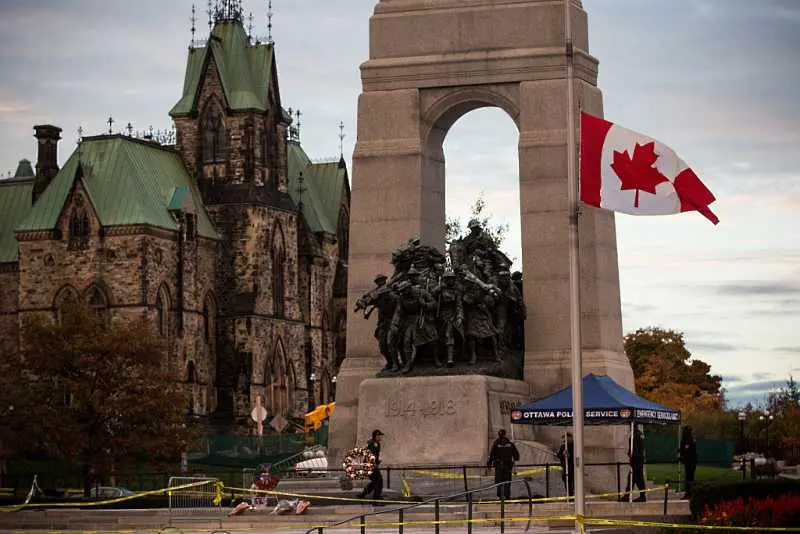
0 266 20 356
173 56 287 193
16 180 218 415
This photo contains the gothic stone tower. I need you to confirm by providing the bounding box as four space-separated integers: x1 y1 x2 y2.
330 0 634 473
171 8 305 424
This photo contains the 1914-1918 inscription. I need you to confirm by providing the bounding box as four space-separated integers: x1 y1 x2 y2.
385 398 456 417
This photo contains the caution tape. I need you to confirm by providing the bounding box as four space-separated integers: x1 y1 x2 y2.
405 465 562 480
0 479 214 512
409 469 484 479
478 483 670 505
10 479 798 533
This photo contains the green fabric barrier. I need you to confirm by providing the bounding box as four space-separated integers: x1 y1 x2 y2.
645 433 734 465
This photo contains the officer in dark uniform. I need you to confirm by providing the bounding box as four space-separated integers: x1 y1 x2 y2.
488 429 520 499
359 429 384 503
620 425 647 502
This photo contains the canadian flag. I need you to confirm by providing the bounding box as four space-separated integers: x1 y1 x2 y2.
580 112 719 225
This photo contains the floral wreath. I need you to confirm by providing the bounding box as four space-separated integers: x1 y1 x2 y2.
342 447 376 480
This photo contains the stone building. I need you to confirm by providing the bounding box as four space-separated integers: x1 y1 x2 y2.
0 6 350 432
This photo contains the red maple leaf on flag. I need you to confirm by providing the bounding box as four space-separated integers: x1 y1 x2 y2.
611 142 669 207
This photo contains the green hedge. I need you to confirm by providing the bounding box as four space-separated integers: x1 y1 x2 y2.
689 479 800 520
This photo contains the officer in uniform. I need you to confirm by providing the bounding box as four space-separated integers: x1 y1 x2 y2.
359 429 385 503
488 429 520 499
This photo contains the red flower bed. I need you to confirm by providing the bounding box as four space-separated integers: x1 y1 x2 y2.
701 493 800 528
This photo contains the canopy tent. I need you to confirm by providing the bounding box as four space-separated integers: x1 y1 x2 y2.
510 373 680 426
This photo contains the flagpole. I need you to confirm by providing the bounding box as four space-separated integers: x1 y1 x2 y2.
563 0 586 530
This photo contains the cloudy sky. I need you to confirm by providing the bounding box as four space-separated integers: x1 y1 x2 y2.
1 0 797 407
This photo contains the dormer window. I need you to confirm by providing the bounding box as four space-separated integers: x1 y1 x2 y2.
68 210 90 249
201 104 227 163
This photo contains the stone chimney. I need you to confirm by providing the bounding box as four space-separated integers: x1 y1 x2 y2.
33 124 62 201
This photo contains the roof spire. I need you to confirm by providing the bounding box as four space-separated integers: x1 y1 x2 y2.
295 109 302 141
248 11 254 43
212 0 243 24
190 4 197 47
338 121 346 159
267 0 274 44
107 116 115 135
207 0 213 32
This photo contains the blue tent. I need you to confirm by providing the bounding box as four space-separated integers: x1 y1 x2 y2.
510 373 681 426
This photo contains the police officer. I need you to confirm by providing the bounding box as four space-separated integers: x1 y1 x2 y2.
359 429 384 503
488 429 520 499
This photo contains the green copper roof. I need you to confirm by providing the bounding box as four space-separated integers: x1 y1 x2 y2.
0 177 34 262
17 136 218 240
170 21 275 115
287 142 348 236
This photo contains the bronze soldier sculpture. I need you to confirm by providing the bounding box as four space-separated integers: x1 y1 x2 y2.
358 230 526 377
431 270 464 367
355 274 399 371
390 273 440 373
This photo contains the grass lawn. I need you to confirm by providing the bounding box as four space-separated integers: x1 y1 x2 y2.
647 463 745 488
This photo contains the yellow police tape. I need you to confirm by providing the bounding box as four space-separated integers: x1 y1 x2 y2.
8 480 800 533
0 479 213 512
225 482 669 507
407 465 562 480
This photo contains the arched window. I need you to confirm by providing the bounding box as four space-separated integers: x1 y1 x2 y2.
271 222 286 318
267 339 294 418
156 285 170 337
201 102 227 163
54 285 79 324
69 209 90 249
187 361 197 383
85 285 108 315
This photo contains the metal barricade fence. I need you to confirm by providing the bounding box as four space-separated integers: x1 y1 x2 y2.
167 476 219 513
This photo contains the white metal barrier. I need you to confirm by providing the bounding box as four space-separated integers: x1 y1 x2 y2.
167 476 219 513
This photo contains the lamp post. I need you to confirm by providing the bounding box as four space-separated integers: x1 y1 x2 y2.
332 375 337 402
308 372 316 412
738 411 746 453
759 410 774 457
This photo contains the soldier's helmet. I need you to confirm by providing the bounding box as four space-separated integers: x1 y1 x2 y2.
374 273 388 284
467 219 481 230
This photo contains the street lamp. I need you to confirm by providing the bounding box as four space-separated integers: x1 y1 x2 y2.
738 411 746 453
308 372 317 412
332 375 337 402
759 410 774 456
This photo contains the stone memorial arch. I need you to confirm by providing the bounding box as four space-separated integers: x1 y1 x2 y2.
330 0 634 468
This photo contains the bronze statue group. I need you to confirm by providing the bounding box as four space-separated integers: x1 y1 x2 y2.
355 221 527 374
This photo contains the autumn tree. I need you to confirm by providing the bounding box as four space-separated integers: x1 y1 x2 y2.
766 376 800 456
624 327 723 417
445 192 510 249
0 302 197 494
